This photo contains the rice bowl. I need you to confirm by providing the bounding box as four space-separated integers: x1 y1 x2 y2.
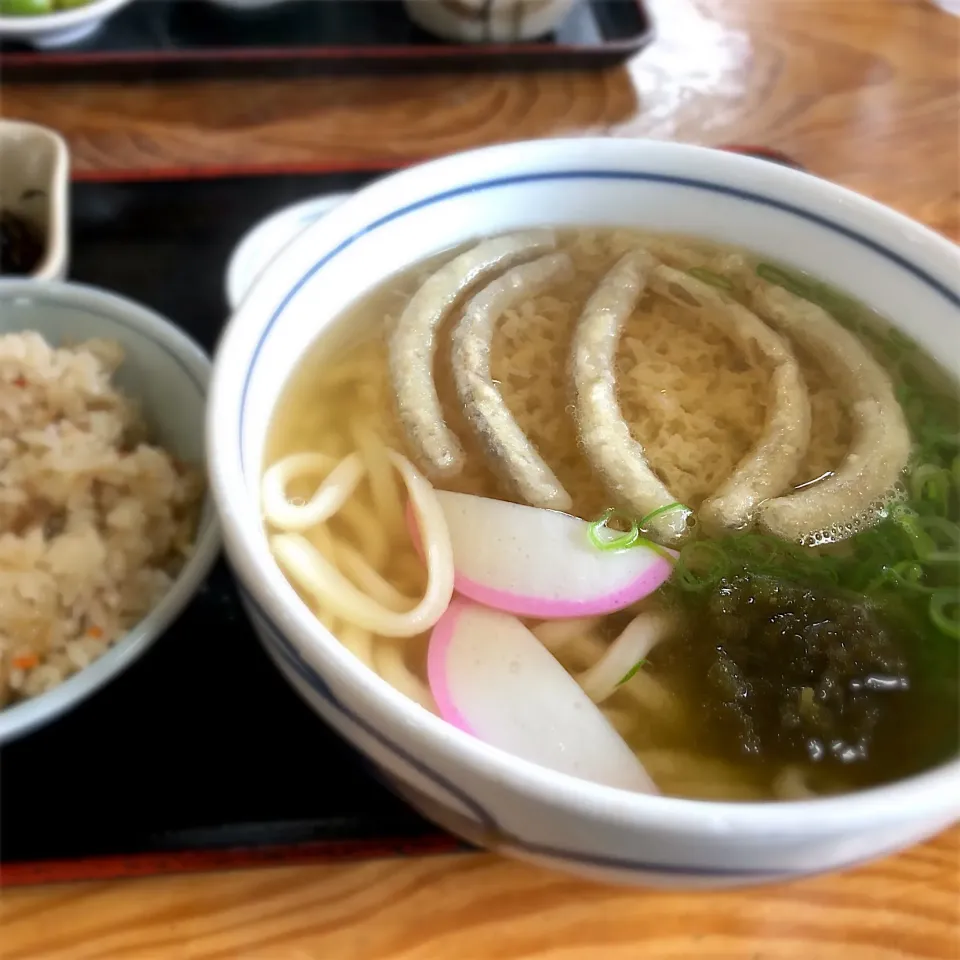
0 280 219 743
0 332 204 706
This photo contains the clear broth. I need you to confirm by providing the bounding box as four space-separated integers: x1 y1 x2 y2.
265 228 960 801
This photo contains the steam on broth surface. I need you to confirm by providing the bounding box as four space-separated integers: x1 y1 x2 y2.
263 228 959 802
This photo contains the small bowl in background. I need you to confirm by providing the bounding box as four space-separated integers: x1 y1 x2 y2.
403 0 577 42
0 280 220 744
0 120 70 280
0 0 135 48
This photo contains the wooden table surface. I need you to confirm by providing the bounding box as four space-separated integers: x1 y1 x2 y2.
1 1 959 957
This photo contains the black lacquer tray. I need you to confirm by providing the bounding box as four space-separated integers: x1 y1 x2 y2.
0 147 805 886
0 0 654 82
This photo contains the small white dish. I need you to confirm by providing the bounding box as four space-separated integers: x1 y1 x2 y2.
208 139 960 888
403 0 577 42
0 280 221 744
0 119 70 280
204 0 292 10
225 192 350 313
0 0 134 49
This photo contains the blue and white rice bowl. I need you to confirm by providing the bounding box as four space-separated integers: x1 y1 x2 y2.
207 139 960 888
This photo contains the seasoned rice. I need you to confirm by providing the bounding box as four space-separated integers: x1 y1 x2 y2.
0 332 204 707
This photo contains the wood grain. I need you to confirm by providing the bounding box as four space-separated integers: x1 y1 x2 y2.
1 0 959 957
0 836 958 959
1 0 958 234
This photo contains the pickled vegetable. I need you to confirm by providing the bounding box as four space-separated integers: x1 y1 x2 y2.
0 211 43 276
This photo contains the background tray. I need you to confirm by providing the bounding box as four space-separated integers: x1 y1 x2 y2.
0 0 653 82
0 147 804 888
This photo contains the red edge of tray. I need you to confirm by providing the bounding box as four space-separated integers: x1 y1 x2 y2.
68 145 803 184
0 36 641 66
0 834 465 887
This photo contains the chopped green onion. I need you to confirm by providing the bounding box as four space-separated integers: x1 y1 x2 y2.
587 507 681 561
639 502 692 531
755 263 861 325
918 418 960 453
865 568 898 593
903 400 928 438
895 382 912 403
891 561 928 586
887 327 915 353
910 463 952 515
588 508 639 552
913 515 960 564
889 504 940 561
686 267 734 292
638 503 693 559
930 589 960 640
617 659 647 686
673 541 730 592
867 562 935 595
756 263 810 298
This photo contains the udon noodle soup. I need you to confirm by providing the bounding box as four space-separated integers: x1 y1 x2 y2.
263 229 959 801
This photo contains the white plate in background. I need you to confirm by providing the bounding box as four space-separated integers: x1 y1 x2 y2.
0 0 135 49
225 192 351 313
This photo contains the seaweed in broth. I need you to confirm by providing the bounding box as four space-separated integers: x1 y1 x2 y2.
264 228 959 801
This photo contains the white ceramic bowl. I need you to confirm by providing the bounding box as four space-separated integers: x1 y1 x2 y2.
0 120 70 280
403 0 577 42
208 139 960 888
0 0 134 49
0 280 220 743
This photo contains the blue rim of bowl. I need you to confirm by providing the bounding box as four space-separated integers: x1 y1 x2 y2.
0 284 219 743
234 168 960 879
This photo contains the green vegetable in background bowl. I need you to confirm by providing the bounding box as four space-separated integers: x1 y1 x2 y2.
0 0 93 14
0 0 134 48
